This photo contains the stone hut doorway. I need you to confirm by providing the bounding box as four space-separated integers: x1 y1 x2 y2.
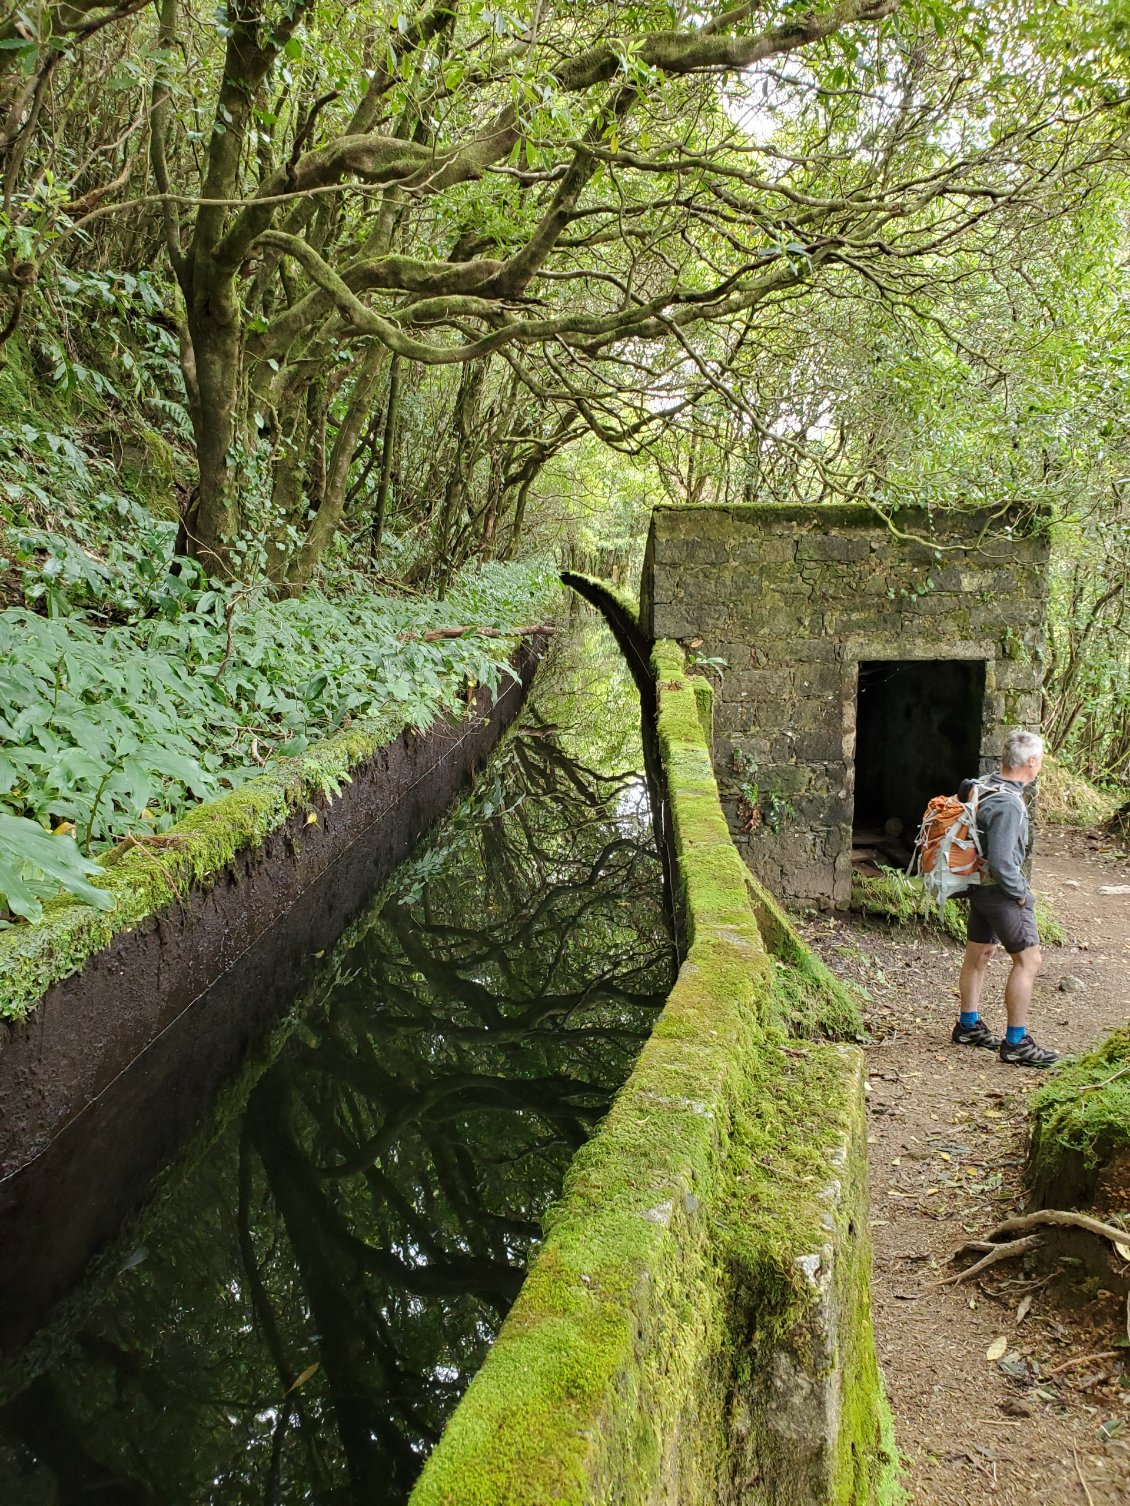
852 659 987 873
642 502 1049 906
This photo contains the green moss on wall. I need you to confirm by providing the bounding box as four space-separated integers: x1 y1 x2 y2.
1028 1025 1130 1205
561 571 641 630
744 867 865 1039
0 706 408 1023
409 639 895 1506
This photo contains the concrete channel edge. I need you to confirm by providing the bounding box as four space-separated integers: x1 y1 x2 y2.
409 621 903 1506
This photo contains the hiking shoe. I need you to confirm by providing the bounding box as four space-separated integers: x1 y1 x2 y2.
951 1018 1002 1050
998 1034 1059 1068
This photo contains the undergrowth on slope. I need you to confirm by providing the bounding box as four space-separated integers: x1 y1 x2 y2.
852 869 1066 945
0 281 563 923
0 563 558 922
1037 756 1122 828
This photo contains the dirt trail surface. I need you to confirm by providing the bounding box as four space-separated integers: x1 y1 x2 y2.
799 828 1130 1506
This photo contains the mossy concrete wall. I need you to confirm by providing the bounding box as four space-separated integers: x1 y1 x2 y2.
0 642 544 1187
409 634 897 1506
640 504 1050 905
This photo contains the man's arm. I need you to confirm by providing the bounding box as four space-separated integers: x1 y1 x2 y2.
980 795 1029 901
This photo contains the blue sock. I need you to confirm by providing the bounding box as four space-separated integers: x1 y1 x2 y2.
959 1011 979 1027
1005 1025 1026 1045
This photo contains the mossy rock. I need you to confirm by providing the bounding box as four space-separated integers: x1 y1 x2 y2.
1028 1025 1130 1207
115 425 182 519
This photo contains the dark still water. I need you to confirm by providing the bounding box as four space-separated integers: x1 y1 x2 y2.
0 615 675 1505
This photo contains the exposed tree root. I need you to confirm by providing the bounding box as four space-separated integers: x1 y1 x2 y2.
930 1234 1042 1287
983 1210 1130 1250
936 1208 1130 1288
1047 1351 1121 1379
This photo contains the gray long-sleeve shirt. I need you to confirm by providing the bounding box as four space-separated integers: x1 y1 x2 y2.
976 775 1030 901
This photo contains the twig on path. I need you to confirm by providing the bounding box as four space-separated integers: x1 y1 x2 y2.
1073 1444 1096 1506
1045 1351 1120 1379
927 1234 1042 1287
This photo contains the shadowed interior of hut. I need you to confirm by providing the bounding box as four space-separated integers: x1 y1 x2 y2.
852 659 987 874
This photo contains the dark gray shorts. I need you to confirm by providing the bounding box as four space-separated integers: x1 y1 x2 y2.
967 886 1040 954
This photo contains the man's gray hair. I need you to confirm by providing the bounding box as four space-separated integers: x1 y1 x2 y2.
1002 728 1044 769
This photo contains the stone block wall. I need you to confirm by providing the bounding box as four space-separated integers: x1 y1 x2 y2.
640 504 1050 906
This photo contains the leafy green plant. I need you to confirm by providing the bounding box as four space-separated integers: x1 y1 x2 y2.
730 747 762 832
687 650 728 677
728 748 794 833
0 812 113 924
0 561 560 916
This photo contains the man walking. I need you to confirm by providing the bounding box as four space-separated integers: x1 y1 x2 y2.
950 730 1058 1068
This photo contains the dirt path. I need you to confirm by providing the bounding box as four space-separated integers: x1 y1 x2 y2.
800 828 1130 1506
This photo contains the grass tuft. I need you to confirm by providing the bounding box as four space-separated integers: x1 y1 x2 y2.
851 869 1065 946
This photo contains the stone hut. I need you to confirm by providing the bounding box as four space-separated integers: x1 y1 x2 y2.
640 503 1050 907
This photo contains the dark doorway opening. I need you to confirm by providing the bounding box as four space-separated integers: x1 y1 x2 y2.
853 659 986 871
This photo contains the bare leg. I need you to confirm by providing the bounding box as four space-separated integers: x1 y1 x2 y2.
958 941 996 1017
1003 946 1042 1031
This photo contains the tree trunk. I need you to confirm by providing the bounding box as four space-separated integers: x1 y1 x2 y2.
371 352 401 561
185 267 243 577
284 342 388 592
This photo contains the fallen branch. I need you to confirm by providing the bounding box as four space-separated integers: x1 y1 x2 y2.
397 622 557 643
928 1234 1042 1287
1077 1062 1130 1094
106 833 186 903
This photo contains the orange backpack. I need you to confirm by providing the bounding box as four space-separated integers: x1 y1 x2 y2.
910 779 1014 907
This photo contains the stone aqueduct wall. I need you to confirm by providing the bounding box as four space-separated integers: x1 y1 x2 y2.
412 623 897 1506
640 504 1050 906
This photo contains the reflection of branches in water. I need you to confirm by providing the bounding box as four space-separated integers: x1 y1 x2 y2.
0 725 674 1506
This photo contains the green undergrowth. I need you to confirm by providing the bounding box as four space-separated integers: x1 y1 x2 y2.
0 621 543 1022
1028 1025 1130 1204
0 709 399 1020
409 639 894 1506
851 869 965 938
1038 756 1123 828
0 562 559 924
851 869 1066 946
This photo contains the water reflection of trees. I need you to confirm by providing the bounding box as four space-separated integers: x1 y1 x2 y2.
0 722 675 1506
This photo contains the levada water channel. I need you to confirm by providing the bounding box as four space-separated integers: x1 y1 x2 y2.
0 608 677 1505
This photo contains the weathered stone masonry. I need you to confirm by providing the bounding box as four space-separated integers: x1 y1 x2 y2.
640 503 1050 907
